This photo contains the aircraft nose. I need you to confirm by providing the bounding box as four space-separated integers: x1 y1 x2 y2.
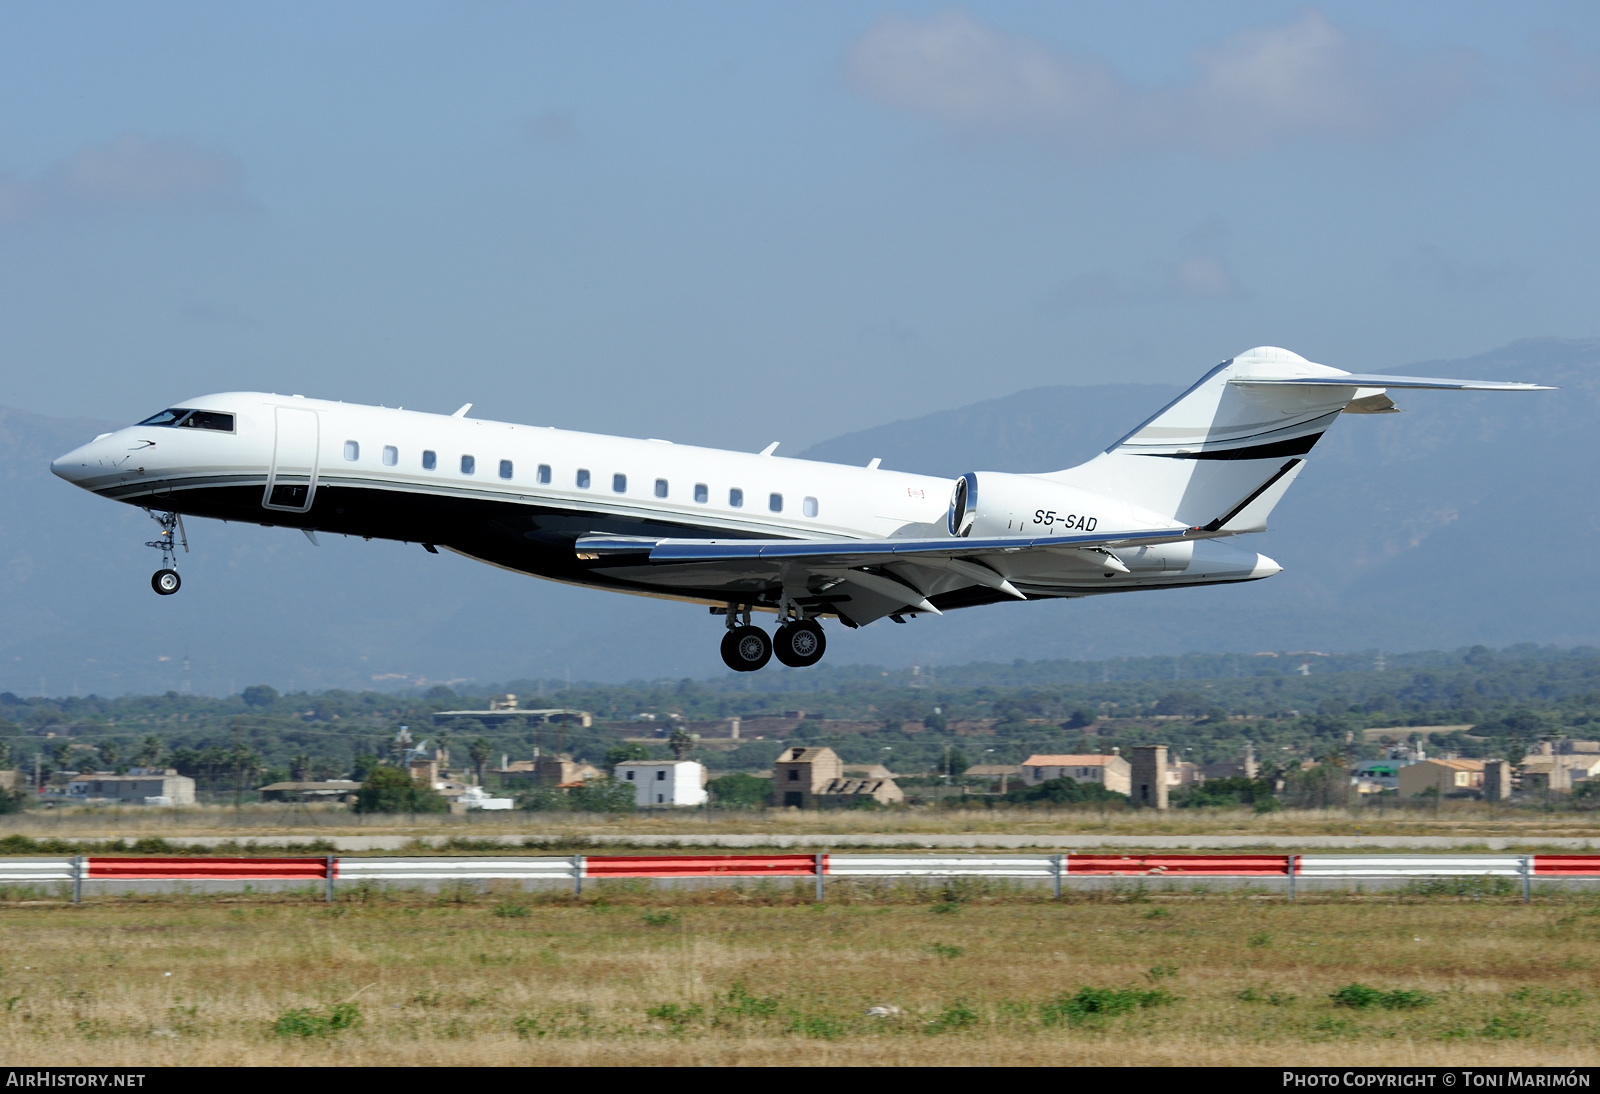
51 447 86 482
51 434 114 486
1254 553 1282 578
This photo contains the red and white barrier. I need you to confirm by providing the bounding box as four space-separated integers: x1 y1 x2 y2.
6 853 1600 902
584 854 819 878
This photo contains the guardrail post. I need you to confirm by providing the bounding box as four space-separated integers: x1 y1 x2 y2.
1287 855 1297 903
814 853 825 902
1521 856 1532 903
1052 854 1063 899
325 855 336 903
573 855 584 897
72 855 83 904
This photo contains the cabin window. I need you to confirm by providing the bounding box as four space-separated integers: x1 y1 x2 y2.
625 770 635 781
343 441 359 461
537 464 551 484
613 473 627 493
803 496 818 517
729 488 743 508
769 493 783 513
656 770 666 781
654 478 668 498
499 459 513 480
422 450 437 470
382 446 398 467
694 483 708 504
461 455 475 475
576 469 591 489
788 769 799 781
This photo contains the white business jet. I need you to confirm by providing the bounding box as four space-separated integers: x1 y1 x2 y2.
51 347 1545 672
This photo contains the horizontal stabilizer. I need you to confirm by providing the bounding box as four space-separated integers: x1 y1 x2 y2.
1231 374 1552 391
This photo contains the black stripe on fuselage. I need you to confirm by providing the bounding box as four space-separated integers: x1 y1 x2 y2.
106 478 786 604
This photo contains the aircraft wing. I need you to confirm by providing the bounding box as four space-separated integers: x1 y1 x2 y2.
574 525 1194 626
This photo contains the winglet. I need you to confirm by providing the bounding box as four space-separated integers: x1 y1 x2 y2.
759 442 779 456
452 403 473 418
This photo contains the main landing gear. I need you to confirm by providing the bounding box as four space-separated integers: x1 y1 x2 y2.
717 606 827 672
144 509 187 596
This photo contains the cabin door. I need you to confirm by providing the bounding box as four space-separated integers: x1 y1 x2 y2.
262 406 320 513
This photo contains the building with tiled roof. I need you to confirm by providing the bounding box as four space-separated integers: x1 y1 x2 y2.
1020 753 1131 795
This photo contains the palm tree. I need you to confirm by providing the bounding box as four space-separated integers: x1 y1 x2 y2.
468 738 492 786
134 735 163 768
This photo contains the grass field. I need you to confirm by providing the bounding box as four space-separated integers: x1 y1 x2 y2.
4 802 1599 847
5 882 1600 1066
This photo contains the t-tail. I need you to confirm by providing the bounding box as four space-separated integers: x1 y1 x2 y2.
1043 346 1549 533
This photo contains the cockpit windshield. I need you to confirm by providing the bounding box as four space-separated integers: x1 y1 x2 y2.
137 408 235 432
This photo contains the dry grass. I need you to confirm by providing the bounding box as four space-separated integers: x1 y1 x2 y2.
4 882 1600 1065
4 801 1596 847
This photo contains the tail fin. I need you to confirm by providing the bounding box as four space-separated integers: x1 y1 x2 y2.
1045 346 1547 529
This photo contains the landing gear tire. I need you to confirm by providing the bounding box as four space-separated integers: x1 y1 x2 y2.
720 625 772 672
773 619 826 668
151 569 181 596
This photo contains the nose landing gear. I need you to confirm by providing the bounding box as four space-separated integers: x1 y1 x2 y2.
144 509 187 596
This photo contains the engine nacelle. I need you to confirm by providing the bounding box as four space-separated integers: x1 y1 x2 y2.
947 470 1168 541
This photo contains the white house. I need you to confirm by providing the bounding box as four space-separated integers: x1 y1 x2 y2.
614 760 708 807
458 785 515 810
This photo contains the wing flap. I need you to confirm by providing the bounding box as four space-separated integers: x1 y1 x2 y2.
575 524 1194 566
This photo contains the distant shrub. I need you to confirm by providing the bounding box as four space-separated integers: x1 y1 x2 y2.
641 910 678 927
519 777 635 813
354 766 447 814
1329 984 1434 1010
1040 986 1175 1026
567 778 636 813
1173 776 1278 810
707 773 770 809
925 1001 979 1034
241 684 280 708
605 743 652 767
716 982 779 1020
1003 776 1118 806
272 1002 362 1038
492 901 531 918
645 1002 703 1030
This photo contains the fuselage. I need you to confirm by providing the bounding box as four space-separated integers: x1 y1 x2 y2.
50 392 1279 612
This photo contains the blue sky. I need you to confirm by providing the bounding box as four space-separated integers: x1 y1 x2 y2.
1 2 1598 452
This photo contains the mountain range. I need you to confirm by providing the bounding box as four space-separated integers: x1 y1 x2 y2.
2 337 1594 694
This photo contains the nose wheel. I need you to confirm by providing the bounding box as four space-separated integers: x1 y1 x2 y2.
144 508 188 596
